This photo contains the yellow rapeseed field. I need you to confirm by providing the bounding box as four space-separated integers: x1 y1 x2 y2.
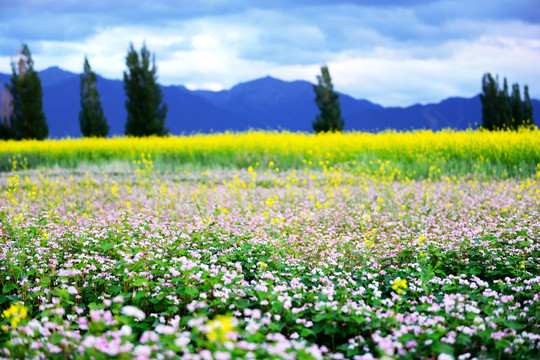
1 129 539 178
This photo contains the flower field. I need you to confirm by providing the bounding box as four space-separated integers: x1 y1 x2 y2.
1 129 539 178
1 131 539 359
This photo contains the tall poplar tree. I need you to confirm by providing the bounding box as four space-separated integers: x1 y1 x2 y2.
523 85 535 125
481 73 535 130
8 44 48 140
480 73 500 130
123 43 168 136
510 84 524 129
498 78 512 129
79 56 109 137
312 65 344 133
0 84 12 139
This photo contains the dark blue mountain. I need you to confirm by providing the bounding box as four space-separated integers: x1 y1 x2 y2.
195 76 381 132
0 66 538 138
345 96 484 131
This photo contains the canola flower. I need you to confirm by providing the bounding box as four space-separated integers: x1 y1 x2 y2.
392 278 408 294
204 315 237 342
1 129 538 178
1 303 28 331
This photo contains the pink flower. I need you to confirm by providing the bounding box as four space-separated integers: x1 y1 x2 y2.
406 340 418 349
121 306 146 320
491 330 505 340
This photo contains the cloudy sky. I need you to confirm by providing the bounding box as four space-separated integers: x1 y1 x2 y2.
1 0 539 106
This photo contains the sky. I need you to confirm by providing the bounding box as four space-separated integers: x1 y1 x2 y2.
0 0 539 106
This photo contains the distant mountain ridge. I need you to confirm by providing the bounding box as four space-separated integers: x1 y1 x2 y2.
0 67 538 138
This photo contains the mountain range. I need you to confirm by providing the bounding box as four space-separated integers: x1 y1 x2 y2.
0 67 538 138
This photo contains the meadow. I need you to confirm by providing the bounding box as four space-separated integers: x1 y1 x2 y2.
1 129 539 178
0 130 539 359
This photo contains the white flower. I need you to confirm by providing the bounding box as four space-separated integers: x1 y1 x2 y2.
175 332 191 347
438 354 454 360
155 325 176 335
67 286 78 295
121 306 146 320
120 325 132 337
134 345 152 357
214 351 231 360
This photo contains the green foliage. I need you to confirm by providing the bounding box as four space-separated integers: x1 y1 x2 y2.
511 83 524 128
498 78 512 128
0 124 10 140
7 44 48 140
480 73 535 130
480 73 499 130
79 56 109 137
313 65 344 133
523 85 534 125
123 43 168 137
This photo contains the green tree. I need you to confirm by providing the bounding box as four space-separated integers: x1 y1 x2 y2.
312 65 344 133
79 56 109 137
523 85 535 126
481 73 535 130
123 43 168 136
0 84 12 140
8 44 48 140
498 78 512 129
480 73 500 130
510 83 524 129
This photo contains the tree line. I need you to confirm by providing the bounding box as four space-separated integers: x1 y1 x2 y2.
480 73 534 130
0 43 167 140
0 43 535 140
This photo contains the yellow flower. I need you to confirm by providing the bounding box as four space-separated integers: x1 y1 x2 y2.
205 315 236 342
392 278 408 294
1 303 28 331
266 197 275 207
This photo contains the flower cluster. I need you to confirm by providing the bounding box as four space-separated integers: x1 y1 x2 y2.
1 303 28 331
391 278 408 294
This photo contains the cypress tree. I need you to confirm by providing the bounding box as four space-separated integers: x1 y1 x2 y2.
498 78 512 129
480 73 499 130
79 56 109 137
8 44 48 140
510 83 523 129
123 43 168 137
523 85 535 126
0 84 12 140
312 65 344 133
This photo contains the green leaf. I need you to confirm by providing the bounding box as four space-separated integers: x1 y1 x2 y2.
115 260 127 267
6 295 19 302
432 342 454 355
2 282 16 294
300 328 316 337
108 285 123 295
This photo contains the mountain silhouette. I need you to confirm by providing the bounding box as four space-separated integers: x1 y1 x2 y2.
0 67 538 138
